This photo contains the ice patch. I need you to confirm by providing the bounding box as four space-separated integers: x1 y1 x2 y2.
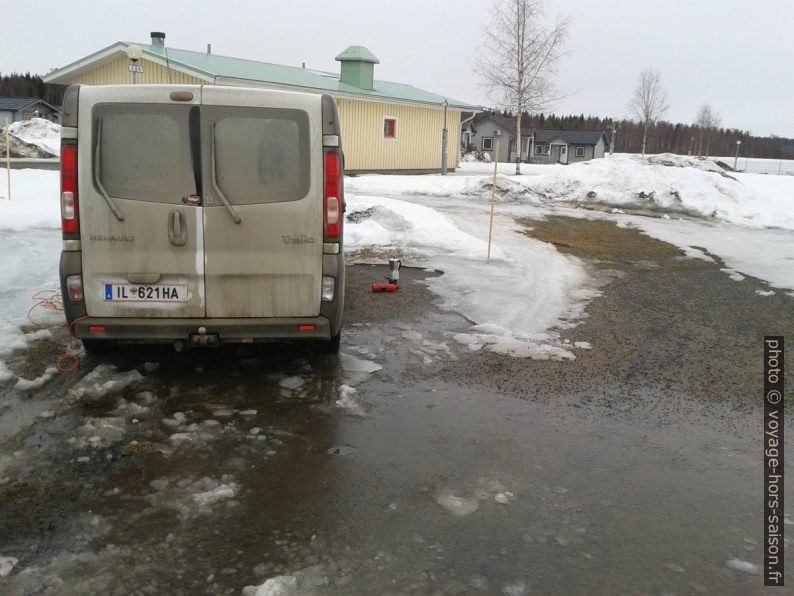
435 492 479 517
278 376 305 390
66 365 143 403
243 574 298 595
14 367 57 392
720 268 745 282
147 476 239 518
454 330 580 361
725 558 759 575
756 290 775 296
70 417 126 449
0 556 18 578
193 483 239 508
335 385 368 418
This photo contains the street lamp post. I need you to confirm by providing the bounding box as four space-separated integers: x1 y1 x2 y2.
734 140 742 171
609 121 618 156
126 45 143 84
441 99 449 176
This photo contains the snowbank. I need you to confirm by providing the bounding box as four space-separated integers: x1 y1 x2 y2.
9 118 61 156
346 195 505 261
347 154 794 231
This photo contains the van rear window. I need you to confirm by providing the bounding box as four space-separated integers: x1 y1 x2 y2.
208 107 310 204
93 104 195 204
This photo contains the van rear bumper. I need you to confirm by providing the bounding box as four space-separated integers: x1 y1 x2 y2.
72 316 332 343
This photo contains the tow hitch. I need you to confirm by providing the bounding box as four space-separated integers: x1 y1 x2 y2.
189 326 219 346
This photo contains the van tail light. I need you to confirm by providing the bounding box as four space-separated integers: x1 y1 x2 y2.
61 143 79 237
66 275 84 301
324 151 341 238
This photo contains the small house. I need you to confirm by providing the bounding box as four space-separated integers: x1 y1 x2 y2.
465 114 609 164
0 97 61 124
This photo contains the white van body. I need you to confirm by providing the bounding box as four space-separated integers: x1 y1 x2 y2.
59 84 345 352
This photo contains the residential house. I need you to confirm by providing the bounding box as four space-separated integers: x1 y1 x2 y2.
531 129 609 164
465 114 532 163
0 97 61 124
464 114 609 164
42 32 481 174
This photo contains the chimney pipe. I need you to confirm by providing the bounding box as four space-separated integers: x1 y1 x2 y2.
150 31 166 47
207 43 212 54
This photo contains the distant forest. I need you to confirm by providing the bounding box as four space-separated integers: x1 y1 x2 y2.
0 73 65 106
2 73 792 160
479 110 794 160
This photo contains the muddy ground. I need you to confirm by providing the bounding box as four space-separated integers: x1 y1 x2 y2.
0 217 790 595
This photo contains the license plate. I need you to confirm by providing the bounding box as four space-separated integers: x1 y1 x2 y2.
104 283 188 303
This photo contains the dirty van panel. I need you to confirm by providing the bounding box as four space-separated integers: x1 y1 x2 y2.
200 89 323 319
78 88 205 318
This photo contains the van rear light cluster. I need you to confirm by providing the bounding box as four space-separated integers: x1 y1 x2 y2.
61 143 79 237
324 151 341 238
66 275 84 301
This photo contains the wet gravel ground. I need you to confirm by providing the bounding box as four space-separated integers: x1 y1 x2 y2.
0 221 791 595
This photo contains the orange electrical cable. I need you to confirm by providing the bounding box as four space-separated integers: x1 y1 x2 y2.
27 289 84 373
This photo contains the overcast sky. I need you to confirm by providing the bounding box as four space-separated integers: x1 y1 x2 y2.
3 0 792 137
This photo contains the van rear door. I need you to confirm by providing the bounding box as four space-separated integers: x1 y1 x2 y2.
200 87 323 318
80 86 205 318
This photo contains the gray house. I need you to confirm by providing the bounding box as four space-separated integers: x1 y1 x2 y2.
464 114 609 164
465 114 532 163
531 129 609 164
0 97 61 124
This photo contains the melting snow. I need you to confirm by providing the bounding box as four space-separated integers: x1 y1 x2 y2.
725 558 759 575
335 384 368 417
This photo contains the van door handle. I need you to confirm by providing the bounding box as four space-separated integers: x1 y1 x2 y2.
169 210 188 247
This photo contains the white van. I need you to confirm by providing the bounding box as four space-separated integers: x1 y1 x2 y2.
58 84 345 352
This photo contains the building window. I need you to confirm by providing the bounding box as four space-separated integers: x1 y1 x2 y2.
383 117 397 139
482 137 494 151
536 144 550 156
575 146 585 157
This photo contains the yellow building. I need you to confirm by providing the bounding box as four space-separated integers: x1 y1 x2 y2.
43 32 480 174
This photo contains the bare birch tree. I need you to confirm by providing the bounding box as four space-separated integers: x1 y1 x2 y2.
694 104 721 158
627 68 669 156
473 0 570 174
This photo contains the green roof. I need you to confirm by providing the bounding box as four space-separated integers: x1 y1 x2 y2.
43 41 480 111
335 46 380 64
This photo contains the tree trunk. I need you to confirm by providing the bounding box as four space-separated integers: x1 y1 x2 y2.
698 129 703 157
641 122 648 156
515 111 522 175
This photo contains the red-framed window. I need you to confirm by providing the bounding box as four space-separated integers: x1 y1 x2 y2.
384 117 397 139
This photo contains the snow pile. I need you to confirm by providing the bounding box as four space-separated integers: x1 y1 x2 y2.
9 118 61 156
346 195 505 261
460 151 491 163
348 154 794 231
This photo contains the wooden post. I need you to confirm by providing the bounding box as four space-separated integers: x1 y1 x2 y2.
486 140 500 264
4 118 10 201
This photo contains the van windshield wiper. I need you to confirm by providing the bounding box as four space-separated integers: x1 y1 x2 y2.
93 120 125 222
210 126 242 224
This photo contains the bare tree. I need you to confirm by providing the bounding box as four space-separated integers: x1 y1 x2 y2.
627 68 669 156
472 0 570 174
694 104 721 158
